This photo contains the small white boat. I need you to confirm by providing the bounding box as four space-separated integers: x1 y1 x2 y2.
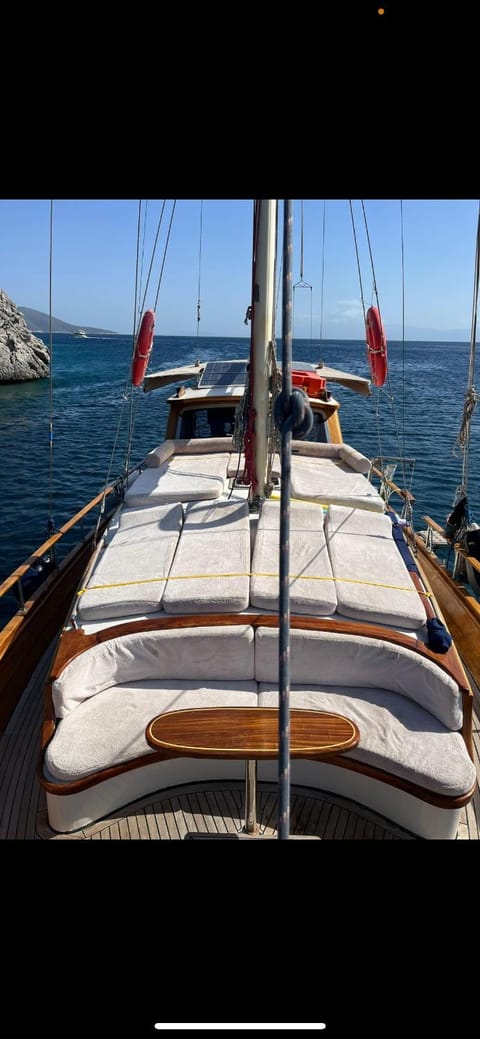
72 328 88 339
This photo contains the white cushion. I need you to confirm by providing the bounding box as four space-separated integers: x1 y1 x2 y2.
325 504 427 628
250 500 337 615
254 626 463 730
77 503 183 621
163 499 250 614
144 438 233 467
258 684 476 798
46 681 258 781
124 453 230 506
291 440 371 474
53 624 255 717
291 457 384 511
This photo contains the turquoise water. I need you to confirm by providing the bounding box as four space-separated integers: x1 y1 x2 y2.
1 333 478 622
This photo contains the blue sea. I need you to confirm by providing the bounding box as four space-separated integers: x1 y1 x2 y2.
1 334 479 625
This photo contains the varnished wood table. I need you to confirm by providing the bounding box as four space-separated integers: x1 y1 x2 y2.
146 707 360 835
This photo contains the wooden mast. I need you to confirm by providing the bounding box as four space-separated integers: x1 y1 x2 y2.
251 199 277 500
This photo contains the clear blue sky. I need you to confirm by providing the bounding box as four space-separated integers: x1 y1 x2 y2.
0 198 478 340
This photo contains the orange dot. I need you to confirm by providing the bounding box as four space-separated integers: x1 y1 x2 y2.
378 6 385 13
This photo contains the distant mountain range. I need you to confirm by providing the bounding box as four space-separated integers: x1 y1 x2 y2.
19 306 116 335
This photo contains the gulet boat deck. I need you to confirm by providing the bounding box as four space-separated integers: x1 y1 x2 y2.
2 642 479 840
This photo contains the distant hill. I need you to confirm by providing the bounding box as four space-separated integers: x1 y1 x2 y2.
19 306 116 335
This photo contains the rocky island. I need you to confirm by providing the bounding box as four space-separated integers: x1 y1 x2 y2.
0 289 50 383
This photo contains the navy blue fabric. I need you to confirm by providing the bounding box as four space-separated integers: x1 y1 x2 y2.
387 510 418 572
426 617 452 653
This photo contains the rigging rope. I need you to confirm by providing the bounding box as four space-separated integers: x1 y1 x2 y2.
319 200 326 345
137 200 149 327
455 201 480 492
47 200 55 535
196 200 203 337
293 199 313 347
350 199 414 524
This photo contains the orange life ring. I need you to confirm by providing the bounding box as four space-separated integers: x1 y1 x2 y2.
365 306 388 387
131 310 155 386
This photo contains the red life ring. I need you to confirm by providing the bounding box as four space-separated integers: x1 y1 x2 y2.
131 310 155 386
365 306 388 387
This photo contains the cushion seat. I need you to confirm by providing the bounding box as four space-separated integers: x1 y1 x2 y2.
77 503 182 621
125 452 230 506
291 456 384 511
325 505 427 628
250 500 337 615
45 681 258 781
163 499 251 614
258 684 476 798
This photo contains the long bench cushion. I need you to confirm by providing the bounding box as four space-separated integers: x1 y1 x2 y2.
290 457 384 512
325 505 427 629
163 499 250 614
250 500 337 615
124 453 230 506
254 627 463 730
292 440 371 475
53 624 255 718
77 504 183 622
258 685 476 798
46 681 258 782
144 438 234 467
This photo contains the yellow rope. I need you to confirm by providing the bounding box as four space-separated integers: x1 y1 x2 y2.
78 572 431 595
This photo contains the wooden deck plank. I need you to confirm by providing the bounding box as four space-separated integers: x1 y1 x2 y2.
323 803 341 839
186 791 211 834
294 794 316 835
169 795 190 839
343 809 359 840
143 805 162 840
353 816 367 840
195 789 221 833
118 816 131 840
203 790 228 834
212 788 242 834
260 791 278 836
316 799 334 838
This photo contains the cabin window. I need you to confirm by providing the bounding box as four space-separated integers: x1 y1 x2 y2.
177 407 237 439
303 411 328 443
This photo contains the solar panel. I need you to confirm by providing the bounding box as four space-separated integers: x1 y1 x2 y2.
198 360 248 388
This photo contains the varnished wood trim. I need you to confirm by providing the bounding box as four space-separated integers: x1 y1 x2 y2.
407 532 480 691
48 612 471 696
422 515 447 537
0 486 119 601
466 554 480 576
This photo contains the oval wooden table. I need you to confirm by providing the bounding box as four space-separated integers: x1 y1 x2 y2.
146 707 360 835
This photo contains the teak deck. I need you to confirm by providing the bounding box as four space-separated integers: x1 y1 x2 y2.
1 642 479 841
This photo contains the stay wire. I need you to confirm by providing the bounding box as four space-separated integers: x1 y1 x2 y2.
196 200 203 337
47 200 55 534
319 200 326 343
351 199 413 516
153 200 177 312
293 199 313 348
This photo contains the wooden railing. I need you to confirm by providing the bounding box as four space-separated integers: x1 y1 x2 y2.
0 482 120 613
